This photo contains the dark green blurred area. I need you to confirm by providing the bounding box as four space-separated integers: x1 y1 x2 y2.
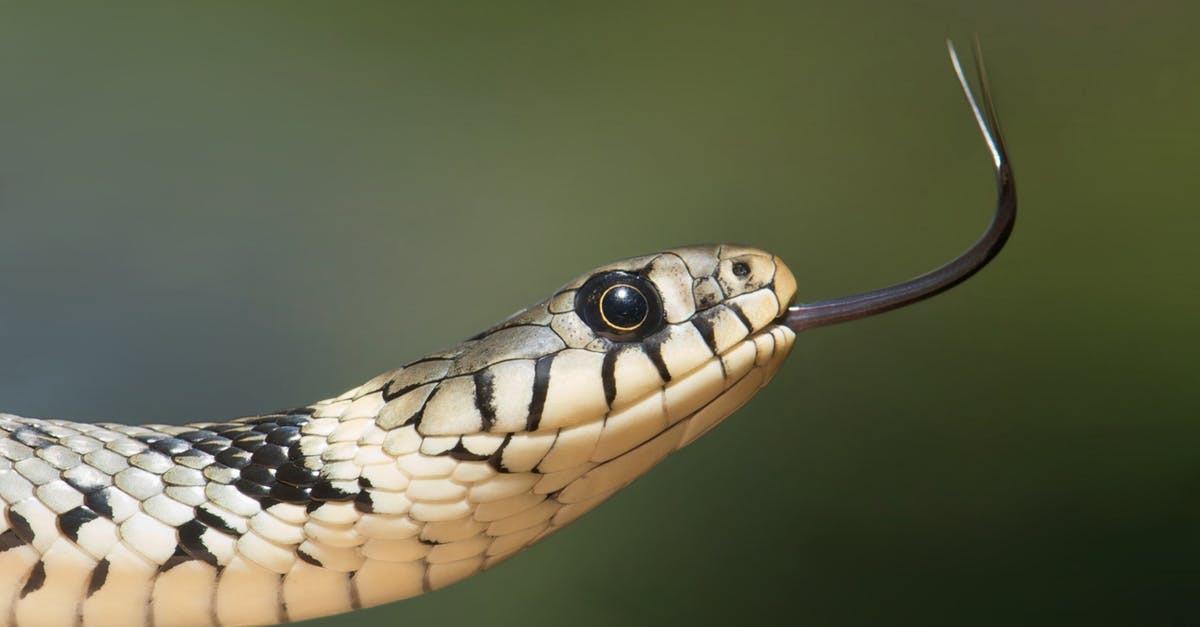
0 1 1195 625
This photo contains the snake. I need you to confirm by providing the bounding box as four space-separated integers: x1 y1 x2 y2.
0 42 1014 627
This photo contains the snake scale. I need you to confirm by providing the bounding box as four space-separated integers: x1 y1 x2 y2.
0 43 1014 626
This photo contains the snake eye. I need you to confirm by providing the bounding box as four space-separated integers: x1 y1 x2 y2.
599 284 648 331
576 271 664 341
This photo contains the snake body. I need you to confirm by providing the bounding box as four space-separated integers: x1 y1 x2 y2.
0 41 1016 627
0 245 797 627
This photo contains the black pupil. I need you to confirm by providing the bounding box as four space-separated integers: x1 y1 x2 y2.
600 285 648 330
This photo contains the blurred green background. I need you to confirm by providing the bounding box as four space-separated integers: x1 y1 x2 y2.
0 1 1195 625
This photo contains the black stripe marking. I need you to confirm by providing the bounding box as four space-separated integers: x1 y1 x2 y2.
531 431 560 474
12 428 54 449
0 530 26 552
177 520 219 566
276 462 318 487
58 506 99 542
354 490 374 513
404 406 426 429
487 433 514 473
396 385 431 430
446 441 490 462
473 369 498 431
235 478 271 498
643 336 672 383
149 437 191 456
297 548 322 567
526 355 555 431
84 490 113 519
194 506 240 537
20 561 45 598
87 559 110 596
159 548 193 573
310 480 356 501
215 448 251 469
63 473 105 494
8 510 34 545
728 302 755 332
601 350 618 408
382 380 427 402
691 314 719 353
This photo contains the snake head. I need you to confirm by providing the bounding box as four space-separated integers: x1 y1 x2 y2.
391 244 797 439
362 245 796 498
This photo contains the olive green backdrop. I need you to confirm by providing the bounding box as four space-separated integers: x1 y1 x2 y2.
0 2 1194 625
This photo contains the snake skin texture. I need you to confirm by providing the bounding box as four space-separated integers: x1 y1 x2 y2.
0 245 796 627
